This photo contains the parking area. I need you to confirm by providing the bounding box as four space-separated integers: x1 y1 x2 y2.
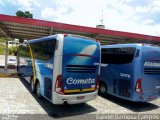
0 77 159 120
0 55 160 119
0 55 16 67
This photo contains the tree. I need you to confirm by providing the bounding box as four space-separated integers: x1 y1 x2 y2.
16 11 33 18
16 11 24 17
24 11 33 18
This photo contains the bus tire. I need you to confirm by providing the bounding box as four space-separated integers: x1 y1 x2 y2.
36 81 42 98
30 78 35 93
99 82 107 96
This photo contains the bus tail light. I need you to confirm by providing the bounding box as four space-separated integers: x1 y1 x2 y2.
135 79 143 94
54 75 64 94
64 34 68 37
95 75 100 90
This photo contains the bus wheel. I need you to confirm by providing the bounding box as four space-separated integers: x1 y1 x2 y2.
99 83 107 96
30 78 35 93
36 81 42 98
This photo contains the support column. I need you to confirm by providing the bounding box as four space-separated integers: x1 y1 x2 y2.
50 27 53 35
4 38 8 70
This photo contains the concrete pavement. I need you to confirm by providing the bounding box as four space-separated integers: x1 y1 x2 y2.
0 77 159 120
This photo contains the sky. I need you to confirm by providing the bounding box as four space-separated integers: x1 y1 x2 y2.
0 0 160 36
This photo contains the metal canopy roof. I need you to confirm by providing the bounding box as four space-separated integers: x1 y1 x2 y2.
0 14 160 45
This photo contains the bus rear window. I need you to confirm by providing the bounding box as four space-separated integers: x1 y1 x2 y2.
101 47 136 64
63 37 99 57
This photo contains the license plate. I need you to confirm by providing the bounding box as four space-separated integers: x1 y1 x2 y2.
77 96 85 100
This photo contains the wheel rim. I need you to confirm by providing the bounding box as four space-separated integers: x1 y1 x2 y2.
100 85 106 93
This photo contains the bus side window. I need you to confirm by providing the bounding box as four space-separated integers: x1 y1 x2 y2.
19 45 31 58
31 39 56 61
19 44 32 75
135 49 140 57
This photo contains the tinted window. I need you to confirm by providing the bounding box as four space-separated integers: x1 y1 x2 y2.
19 44 30 58
31 40 56 60
101 47 136 64
18 44 32 76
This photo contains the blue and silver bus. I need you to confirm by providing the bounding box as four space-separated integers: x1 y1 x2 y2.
100 43 160 102
17 34 100 104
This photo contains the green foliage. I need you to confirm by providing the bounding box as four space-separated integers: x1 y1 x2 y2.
16 11 24 17
0 43 5 55
9 47 18 56
24 11 33 18
16 10 33 18
19 46 30 58
0 37 6 43
0 38 19 55
0 43 19 55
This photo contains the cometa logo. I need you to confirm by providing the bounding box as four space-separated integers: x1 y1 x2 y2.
66 77 95 85
144 62 160 67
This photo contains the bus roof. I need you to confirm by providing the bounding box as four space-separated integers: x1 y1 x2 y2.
28 35 57 44
26 34 96 44
102 43 159 49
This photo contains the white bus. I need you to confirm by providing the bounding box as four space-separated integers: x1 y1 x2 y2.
17 34 101 104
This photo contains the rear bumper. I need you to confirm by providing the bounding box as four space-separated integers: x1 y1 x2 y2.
138 95 159 102
133 92 160 102
52 90 98 105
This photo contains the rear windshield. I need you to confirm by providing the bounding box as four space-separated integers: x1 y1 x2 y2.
101 47 136 64
63 37 100 57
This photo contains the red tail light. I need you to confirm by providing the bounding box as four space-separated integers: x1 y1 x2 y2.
95 75 100 90
64 34 68 37
135 79 143 94
54 75 64 94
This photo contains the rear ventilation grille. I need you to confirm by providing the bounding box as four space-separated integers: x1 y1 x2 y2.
118 79 131 98
144 68 160 74
66 65 96 73
113 79 117 94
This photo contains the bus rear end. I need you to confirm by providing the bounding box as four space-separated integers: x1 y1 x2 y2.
100 44 160 102
54 35 100 104
136 45 160 101
100 46 138 101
